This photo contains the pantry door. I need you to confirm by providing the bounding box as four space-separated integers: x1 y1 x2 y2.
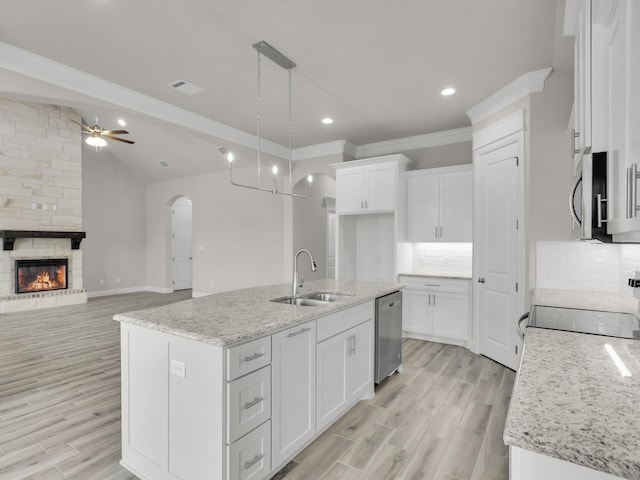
172 197 193 291
475 131 523 371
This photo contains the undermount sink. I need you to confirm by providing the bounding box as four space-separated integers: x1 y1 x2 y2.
271 291 352 307
271 297 329 307
303 292 352 302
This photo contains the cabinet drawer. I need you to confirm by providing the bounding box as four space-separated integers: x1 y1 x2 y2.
317 302 374 342
227 365 271 444
227 336 271 381
227 420 271 480
398 276 469 294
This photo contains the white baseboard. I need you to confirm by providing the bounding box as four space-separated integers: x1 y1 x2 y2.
191 291 211 298
87 286 174 298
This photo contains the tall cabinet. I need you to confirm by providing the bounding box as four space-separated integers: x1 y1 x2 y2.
332 155 413 282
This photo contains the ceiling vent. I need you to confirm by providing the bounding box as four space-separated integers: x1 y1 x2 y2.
159 161 171 168
168 79 205 95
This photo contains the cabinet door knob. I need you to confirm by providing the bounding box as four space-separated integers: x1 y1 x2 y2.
478 277 486 283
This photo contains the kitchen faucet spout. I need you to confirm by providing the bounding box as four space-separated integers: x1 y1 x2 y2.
293 249 317 296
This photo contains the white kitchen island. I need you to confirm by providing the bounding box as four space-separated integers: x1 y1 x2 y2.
114 279 402 480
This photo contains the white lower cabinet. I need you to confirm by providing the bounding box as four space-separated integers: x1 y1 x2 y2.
271 322 317 469
120 301 377 480
317 319 374 431
400 276 470 346
509 446 625 480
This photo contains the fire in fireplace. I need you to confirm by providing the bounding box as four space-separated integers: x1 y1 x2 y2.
15 259 68 294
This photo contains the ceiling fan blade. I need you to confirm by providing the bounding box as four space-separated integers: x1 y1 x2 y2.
104 135 135 145
100 129 129 135
69 118 95 133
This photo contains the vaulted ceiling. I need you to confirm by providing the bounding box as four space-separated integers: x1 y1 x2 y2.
0 0 567 182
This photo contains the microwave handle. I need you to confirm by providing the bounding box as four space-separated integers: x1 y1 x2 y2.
596 193 608 228
569 174 582 228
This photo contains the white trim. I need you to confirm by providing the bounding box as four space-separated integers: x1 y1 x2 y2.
0 41 289 160
191 291 211 298
144 286 174 294
87 286 147 298
563 0 581 35
472 109 525 150
293 140 357 160
330 153 413 170
355 127 472 158
404 163 472 178
466 68 552 125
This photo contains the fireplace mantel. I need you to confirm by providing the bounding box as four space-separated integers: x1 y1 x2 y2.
0 230 86 251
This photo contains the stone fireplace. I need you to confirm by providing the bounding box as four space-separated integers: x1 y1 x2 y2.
16 258 68 294
0 98 88 313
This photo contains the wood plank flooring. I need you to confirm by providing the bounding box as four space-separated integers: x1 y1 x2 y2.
0 292 514 480
275 340 514 480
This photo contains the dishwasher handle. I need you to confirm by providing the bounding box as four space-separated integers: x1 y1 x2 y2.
517 312 529 340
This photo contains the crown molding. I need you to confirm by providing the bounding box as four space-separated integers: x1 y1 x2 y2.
0 41 289 160
466 67 553 125
292 140 357 161
354 127 472 159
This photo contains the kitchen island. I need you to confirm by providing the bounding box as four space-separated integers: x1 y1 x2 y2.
114 279 402 480
504 327 640 480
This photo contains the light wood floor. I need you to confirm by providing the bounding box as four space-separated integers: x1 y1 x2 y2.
0 292 514 480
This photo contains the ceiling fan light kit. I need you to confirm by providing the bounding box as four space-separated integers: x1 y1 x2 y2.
219 41 312 199
71 118 135 148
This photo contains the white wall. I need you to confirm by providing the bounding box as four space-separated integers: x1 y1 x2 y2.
144 165 289 295
292 174 336 281
82 148 146 294
409 141 472 170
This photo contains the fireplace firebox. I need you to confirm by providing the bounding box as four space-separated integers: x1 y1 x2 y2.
15 259 68 294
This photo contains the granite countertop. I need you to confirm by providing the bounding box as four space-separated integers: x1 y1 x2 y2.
504 327 640 479
114 279 402 347
398 272 472 280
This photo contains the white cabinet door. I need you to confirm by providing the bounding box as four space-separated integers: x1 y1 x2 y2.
440 171 473 242
316 332 349 431
402 289 432 335
336 168 365 214
365 163 396 211
271 322 316 469
407 174 439 241
432 292 469 341
348 320 374 401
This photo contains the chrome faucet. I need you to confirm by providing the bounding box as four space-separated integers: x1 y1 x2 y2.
293 249 317 296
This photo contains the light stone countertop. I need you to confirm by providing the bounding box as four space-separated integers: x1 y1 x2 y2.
504 327 640 479
398 272 472 281
534 288 639 315
113 279 402 347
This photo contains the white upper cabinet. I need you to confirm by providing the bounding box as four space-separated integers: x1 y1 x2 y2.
406 165 473 242
333 155 412 215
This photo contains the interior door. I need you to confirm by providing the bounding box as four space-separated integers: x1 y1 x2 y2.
476 139 521 370
172 197 193 291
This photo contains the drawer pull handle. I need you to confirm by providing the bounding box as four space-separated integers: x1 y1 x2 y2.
244 454 263 470
423 284 440 287
287 327 311 337
244 397 264 409
244 353 264 362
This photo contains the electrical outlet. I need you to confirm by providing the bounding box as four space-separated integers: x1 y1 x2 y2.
170 359 186 379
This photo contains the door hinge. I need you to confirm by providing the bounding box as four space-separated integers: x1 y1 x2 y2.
515 282 519 292
516 219 519 230
515 345 518 355
515 156 519 166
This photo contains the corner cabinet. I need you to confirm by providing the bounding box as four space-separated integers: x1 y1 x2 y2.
399 275 470 347
119 300 377 480
406 165 473 242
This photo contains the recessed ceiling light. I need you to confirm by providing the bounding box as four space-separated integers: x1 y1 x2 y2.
441 87 456 96
118 119 126 127
322 117 334 125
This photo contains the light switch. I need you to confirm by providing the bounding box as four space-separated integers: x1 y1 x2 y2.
170 359 186 379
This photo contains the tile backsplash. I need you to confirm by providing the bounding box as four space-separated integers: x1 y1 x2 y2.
401 243 473 277
536 241 640 310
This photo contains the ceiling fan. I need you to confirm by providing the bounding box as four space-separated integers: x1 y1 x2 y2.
71 117 135 147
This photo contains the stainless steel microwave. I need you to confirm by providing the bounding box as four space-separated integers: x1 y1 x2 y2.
570 151 612 242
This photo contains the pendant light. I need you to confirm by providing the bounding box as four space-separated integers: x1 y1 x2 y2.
218 41 312 198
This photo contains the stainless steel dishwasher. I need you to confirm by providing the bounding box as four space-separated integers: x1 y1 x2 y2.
375 291 402 384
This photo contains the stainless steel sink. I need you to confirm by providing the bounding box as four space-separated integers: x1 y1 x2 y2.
303 292 352 302
271 297 329 307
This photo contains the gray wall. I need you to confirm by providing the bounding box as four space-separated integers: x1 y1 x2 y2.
82 148 146 294
408 141 472 170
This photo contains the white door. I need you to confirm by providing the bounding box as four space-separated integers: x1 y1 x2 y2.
172 197 192 291
316 332 348 431
476 139 521 370
336 169 365 214
365 163 396 211
271 322 316 469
